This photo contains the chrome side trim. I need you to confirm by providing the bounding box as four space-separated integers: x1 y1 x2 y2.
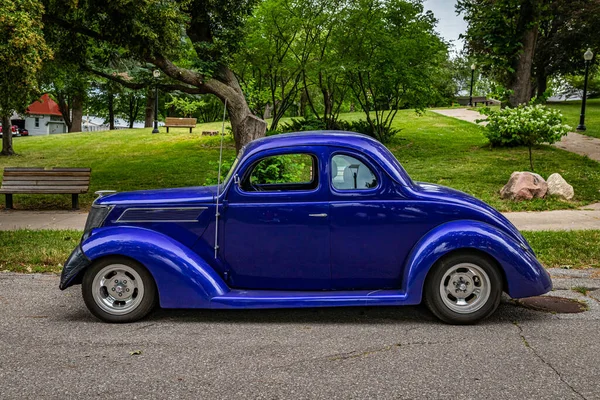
116 207 208 223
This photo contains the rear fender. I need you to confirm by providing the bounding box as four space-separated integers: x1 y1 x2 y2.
78 226 229 308
401 220 552 302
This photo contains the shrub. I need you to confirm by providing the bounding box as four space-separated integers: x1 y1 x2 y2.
480 104 571 170
279 118 327 133
337 120 401 144
278 117 400 144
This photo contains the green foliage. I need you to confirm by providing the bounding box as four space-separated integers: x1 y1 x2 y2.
0 0 53 153
204 156 237 186
481 104 570 147
340 120 402 144
166 94 222 122
250 155 309 184
166 96 204 118
279 118 328 133
481 104 571 169
277 117 402 143
338 0 449 138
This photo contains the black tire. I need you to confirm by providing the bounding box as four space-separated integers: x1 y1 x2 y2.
82 256 158 323
424 252 502 325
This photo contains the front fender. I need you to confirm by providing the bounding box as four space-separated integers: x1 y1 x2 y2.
62 226 229 308
401 220 552 302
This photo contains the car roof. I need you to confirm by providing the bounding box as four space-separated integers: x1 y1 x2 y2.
242 131 413 186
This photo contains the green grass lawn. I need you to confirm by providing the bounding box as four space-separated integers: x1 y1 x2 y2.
1 109 599 212
547 98 600 139
1 229 598 273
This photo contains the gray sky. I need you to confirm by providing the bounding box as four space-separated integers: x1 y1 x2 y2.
423 0 466 54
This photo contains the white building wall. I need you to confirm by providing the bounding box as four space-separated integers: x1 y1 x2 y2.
24 115 49 136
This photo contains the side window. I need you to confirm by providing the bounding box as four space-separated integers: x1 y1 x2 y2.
35 118 40 128
331 154 377 190
242 153 318 192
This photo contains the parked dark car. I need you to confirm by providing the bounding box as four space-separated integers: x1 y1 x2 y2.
19 128 29 136
60 131 552 324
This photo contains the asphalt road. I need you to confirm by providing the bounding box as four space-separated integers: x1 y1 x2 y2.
1 273 599 400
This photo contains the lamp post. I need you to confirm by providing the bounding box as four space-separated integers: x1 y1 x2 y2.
577 48 594 131
469 64 476 107
152 69 160 134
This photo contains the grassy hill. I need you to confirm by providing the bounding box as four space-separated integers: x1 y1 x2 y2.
1 110 599 212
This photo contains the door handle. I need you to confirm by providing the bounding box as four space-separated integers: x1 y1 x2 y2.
309 213 328 218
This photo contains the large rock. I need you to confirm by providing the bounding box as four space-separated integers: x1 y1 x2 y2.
547 173 574 200
500 172 548 201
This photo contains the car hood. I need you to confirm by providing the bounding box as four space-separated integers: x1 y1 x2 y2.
95 185 218 207
414 182 532 251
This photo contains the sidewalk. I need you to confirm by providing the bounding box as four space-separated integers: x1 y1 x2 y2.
1 206 600 231
0 211 88 231
431 108 600 162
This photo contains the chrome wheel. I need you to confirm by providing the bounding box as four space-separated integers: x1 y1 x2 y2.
91 264 145 316
439 263 491 314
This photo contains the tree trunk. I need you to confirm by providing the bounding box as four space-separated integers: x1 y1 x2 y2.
508 2 539 107
56 94 73 132
1 114 15 156
144 89 154 128
108 92 115 130
71 94 83 132
149 59 266 151
536 71 548 100
299 90 307 117
264 103 272 120
206 67 266 152
322 89 333 122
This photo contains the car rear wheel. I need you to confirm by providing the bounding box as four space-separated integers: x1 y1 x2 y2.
82 257 157 323
424 252 502 325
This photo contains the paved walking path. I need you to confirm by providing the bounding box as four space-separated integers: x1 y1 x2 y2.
2 206 600 231
431 108 600 162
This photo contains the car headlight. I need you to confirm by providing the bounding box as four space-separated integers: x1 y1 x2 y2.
82 204 113 241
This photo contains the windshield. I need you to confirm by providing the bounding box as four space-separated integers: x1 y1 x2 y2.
222 153 241 189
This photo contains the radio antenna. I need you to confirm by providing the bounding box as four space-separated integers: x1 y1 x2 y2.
214 98 228 259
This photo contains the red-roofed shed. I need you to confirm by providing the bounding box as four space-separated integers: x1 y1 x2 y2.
27 94 63 116
18 94 67 135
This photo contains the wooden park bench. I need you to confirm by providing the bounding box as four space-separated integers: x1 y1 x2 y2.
164 117 197 133
0 167 91 210
456 96 501 107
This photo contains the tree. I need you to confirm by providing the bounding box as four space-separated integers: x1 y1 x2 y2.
338 0 448 141
457 0 544 107
236 0 304 130
44 0 264 152
41 61 88 132
534 0 600 97
0 0 52 155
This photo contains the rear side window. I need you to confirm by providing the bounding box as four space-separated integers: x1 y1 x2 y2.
242 153 318 192
331 154 377 190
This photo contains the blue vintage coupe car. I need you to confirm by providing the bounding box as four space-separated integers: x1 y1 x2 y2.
60 131 551 324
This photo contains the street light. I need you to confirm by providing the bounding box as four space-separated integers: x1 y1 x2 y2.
577 48 594 131
469 64 476 107
152 69 160 134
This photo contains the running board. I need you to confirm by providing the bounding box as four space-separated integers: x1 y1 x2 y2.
210 289 417 309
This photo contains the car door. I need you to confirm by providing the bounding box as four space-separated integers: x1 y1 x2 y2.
328 151 409 290
222 147 331 290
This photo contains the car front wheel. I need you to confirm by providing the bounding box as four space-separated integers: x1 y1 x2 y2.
82 257 157 323
424 252 502 324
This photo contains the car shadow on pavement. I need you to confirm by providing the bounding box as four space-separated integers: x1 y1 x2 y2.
128 299 550 326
